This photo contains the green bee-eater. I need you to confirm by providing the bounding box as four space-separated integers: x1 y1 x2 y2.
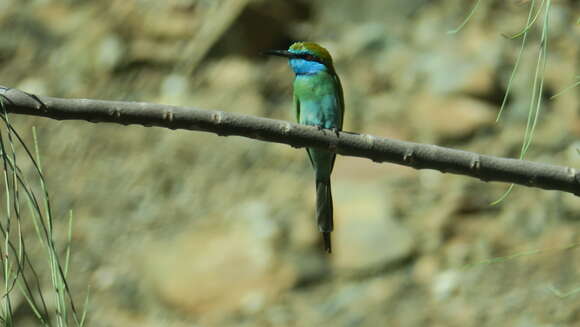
265 42 344 253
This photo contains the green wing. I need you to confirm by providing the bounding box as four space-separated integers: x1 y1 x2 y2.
294 94 301 123
329 72 344 172
294 94 316 167
333 73 345 130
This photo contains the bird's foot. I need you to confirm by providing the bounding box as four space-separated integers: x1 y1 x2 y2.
332 127 340 137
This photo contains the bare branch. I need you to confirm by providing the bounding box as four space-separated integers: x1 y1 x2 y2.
1 86 579 196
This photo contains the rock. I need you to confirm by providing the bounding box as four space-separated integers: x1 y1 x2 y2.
140 202 295 321
204 57 259 92
412 24 500 96
17 78 48 95
432 270 462 301
96 35 124 71
160 73 190 104
412 255 440 285
195 58 265 116
409 93 496 141
340 23 388 58
331 181 414 273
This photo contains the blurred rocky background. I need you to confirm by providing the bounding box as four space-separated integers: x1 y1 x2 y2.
0 0 579 326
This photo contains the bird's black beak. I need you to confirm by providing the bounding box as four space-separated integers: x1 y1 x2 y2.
262 49 294 58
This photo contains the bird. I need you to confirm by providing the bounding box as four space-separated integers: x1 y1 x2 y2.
264 42 344 253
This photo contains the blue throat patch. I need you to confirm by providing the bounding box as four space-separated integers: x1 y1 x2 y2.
289 58 327 75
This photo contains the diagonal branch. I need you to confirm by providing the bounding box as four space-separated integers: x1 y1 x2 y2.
1 86 578 196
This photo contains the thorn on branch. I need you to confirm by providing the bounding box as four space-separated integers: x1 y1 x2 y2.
403 149 415 164
470 156 481 171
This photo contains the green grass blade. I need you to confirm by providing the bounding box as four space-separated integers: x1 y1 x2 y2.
548 285 580 298
503 0 546 39
492 0 551 204
521 0 550 156
464 242 580 269
550 76 580 99
496 0 537 122
448 0 482 34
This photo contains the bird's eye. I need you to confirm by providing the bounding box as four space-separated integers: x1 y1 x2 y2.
304 54 316 61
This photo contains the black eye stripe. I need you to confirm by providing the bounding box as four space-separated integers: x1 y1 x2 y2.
299 53 321 63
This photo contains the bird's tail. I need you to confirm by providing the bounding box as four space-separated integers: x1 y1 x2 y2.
316 179 334 253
